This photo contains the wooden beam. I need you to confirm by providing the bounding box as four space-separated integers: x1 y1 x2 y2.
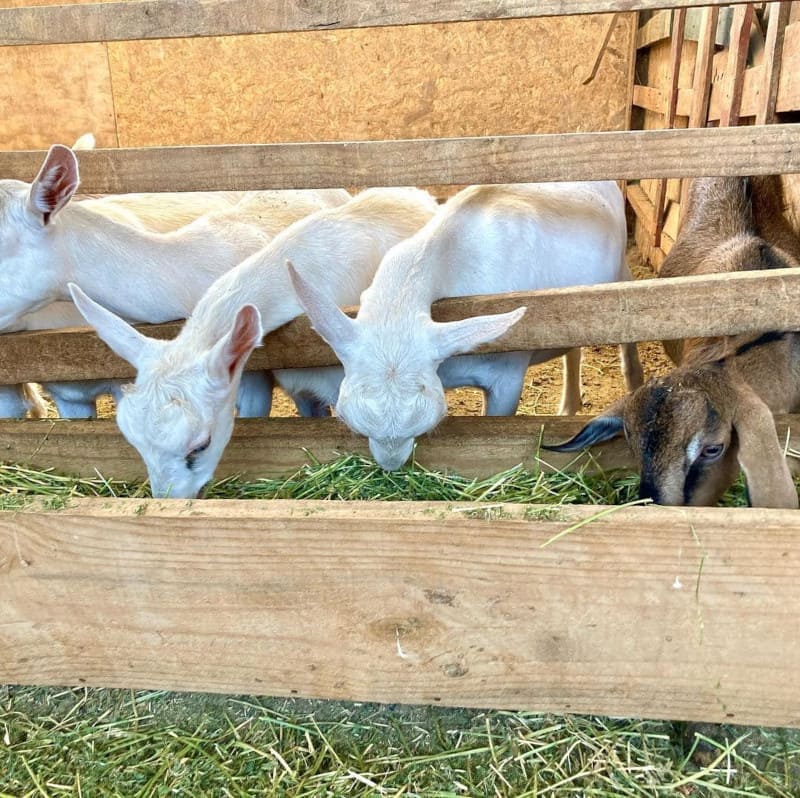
631 84 664 112
635 9 672 49
626 183 657 235
775 19 800 114
2 414 799 482
0 0 758 47
680 5 719 226
756 2 791 124
654 7 686 248
719 3 755 127
5 267 800 383
1 125 799 192
2 497 800 727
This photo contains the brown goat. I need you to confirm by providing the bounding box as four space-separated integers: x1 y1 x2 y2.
545 176 800 508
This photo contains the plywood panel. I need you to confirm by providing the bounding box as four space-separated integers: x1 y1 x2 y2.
106 15 635 148
0 0 119 150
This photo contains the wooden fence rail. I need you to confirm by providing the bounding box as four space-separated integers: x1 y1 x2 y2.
3 267 800 384
2 497 799 728
0 0 757 46
2 414 798 481
2 125 799 191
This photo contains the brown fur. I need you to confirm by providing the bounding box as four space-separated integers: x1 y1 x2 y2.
547 176 800 508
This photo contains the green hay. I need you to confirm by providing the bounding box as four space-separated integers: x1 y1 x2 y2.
2 687 799 797
0 454 754 506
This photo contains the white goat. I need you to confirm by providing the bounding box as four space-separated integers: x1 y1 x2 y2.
0 144 349 417
69 187 439 498
290 182 644 470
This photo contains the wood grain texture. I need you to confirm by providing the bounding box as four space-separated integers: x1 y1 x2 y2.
3 267 800 383
635 8 672 49
1 124 799 192
1 497 800 726
756 2 791 124
0 0 757 46
776 20 800 113
0 415 636 480
631 84 664 112
105 15 634 150
2 414 799 482
718 3 755 127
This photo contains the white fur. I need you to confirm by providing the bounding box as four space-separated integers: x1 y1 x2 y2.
292 182 644 470
0 145 350 417
70 187 438 497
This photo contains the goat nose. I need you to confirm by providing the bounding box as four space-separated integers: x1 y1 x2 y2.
638 480 662 504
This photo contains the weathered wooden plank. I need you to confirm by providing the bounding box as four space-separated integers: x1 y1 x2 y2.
626 183 657 234
2 413 799 482
1 124 799 192
635 8 672 49
776 20 800 113
679 5 719 226
2 497 800 727
0 0 757 47
654 7 686 248
756 2 792 124
719 3 755 127
4 267 800 383
631 84 664 112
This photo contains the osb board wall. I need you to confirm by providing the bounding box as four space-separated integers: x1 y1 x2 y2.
1 9 635 153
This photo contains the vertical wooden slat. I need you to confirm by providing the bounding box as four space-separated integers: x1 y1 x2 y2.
679 5 721 225
719 3 756 126
756 1 791 124
653 7 686 248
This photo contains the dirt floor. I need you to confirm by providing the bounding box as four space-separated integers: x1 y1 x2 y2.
75 245 674 422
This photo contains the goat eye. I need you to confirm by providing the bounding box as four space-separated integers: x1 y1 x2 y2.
699 443 724 462
185 437 211 469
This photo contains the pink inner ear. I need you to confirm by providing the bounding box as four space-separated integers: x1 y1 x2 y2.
32 148 79 220
226 306 262 378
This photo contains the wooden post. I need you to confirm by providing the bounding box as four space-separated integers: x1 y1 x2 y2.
719 3 756 127
654 8 686 249
756 1 791 124
679 5 720 226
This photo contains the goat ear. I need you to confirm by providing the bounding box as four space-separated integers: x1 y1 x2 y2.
71 133 96 151
68 283 158 370
207 304 263 384
27 145 79 224
542 397 627 452
732 384 798 508
431 306 526 360
287 260 357 357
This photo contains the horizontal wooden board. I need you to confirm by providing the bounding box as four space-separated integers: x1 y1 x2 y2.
0 0 755 46
0 415 637 480
4 267 800 383
1 414 799 482
631 83 664 112
2 496 800 727
2 124 799 192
